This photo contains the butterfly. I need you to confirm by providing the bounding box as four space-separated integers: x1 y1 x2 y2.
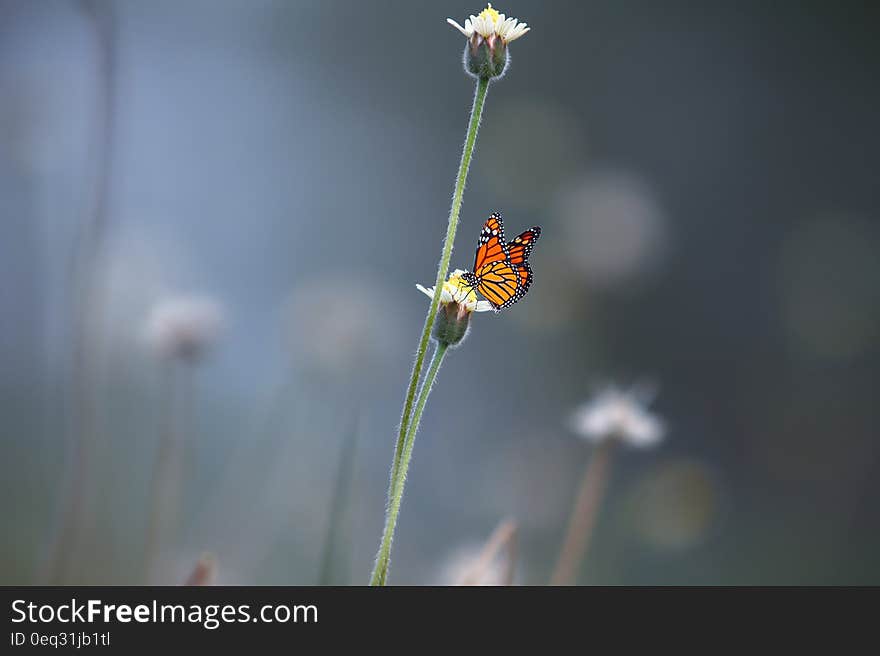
461 212 541 310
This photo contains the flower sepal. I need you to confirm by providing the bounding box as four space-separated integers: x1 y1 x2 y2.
464 34 508 80
433 300 472 347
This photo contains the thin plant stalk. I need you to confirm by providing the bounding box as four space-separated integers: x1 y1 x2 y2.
501 524 519 587
371 76 489 587
317 413 360 586
386 76 489 494
45 0 117 584
183 552 216 586
143 363 193 584
371 341 449 585
550 439 617 586
458 518 519 586
187 370 298 546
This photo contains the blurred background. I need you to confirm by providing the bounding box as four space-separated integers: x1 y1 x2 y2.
1 0 878 585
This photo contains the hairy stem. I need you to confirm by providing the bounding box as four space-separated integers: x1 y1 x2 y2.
371 342 449 585
387 76 489 490
371 76 490 585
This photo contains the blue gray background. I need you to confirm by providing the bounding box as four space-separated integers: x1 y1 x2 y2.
1 0 878 584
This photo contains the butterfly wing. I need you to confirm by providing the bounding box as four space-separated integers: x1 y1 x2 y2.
473 213 509 272
506 226 541 266
475 260 523 310
516 261 533 295
467 215 540 310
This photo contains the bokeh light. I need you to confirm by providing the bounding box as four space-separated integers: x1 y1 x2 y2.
554 168 668 289
629 459 719 551
283 275 398 376
478 99 587 210
777 214 880 361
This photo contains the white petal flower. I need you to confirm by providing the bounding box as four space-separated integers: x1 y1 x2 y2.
570 386 665 448
447 4 530 44
144 295 225 362
416 269 494 313
436 543 508 586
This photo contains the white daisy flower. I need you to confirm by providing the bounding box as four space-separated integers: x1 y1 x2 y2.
416 269 494 314
570 385 665 448
448 4 530 79
144 295 225 362
417 270 493 347
447 4 530 44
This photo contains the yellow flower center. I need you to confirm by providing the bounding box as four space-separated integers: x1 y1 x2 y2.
478 4 501 24
445 272 479 306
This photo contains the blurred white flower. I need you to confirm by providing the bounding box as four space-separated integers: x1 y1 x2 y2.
556 170 668 289
570 385 665 448
143 295 225 362
447 4 530 44
416 269 494 314
436 544 507 586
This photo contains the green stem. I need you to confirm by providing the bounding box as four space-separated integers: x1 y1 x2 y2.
384 75 490 542
371 342 449 585
371 75 489 586
317 414 359 586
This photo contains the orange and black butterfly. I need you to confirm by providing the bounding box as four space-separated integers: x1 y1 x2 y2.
461 212 541 310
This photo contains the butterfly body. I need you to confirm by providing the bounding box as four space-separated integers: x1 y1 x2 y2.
461 213 541 310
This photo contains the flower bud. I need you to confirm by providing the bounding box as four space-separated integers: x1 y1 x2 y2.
447 5 530 81
463 34 508 80
433 299 472 347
